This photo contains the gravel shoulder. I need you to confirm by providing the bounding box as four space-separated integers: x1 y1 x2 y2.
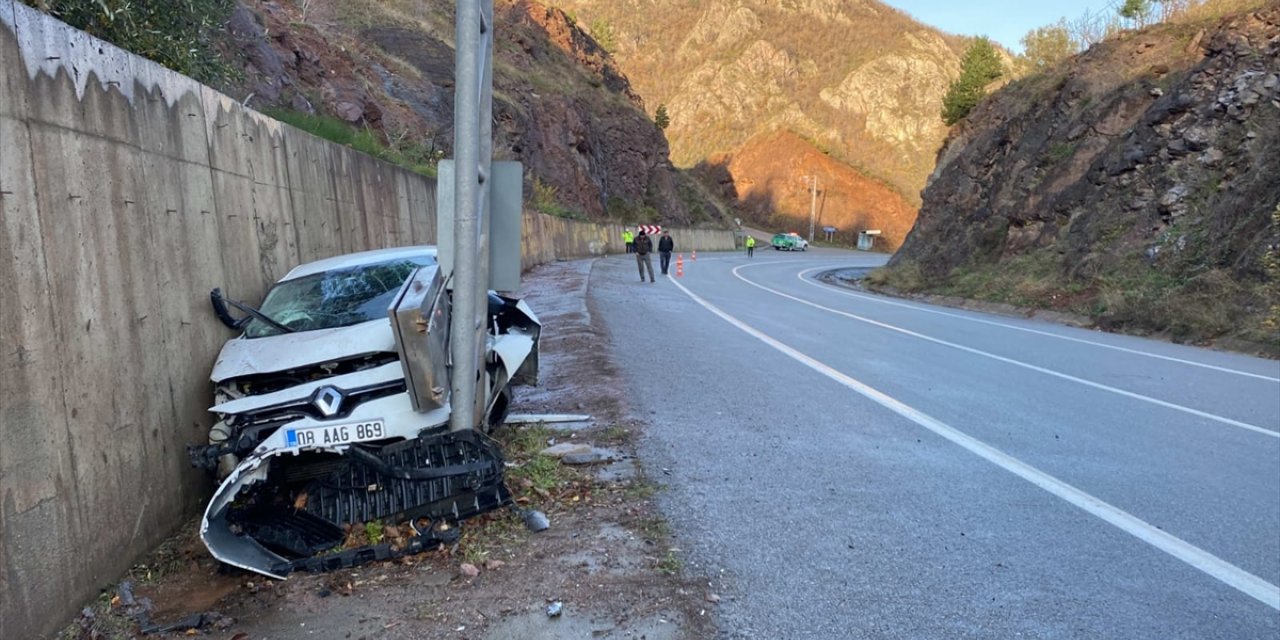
58 258 717 640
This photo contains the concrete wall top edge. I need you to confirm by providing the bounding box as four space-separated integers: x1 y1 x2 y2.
3 0 214 109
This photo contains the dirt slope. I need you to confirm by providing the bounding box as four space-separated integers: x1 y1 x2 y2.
699 130 917 250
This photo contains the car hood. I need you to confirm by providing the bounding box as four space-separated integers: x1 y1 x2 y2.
210 320 395 382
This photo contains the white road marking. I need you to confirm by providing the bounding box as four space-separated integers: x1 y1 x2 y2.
793 266 1280 383
731 264 1279 439
666 274 1280 611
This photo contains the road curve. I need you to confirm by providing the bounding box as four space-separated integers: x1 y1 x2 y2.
588 247 1280 639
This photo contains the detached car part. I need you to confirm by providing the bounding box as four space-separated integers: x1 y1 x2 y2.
188 246 539 578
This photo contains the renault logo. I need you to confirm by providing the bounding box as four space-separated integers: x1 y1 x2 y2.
313 386 344 417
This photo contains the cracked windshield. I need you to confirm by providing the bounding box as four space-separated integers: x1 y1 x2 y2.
245 257 436 337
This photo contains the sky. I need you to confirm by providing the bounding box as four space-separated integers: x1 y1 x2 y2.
880 0 1120 52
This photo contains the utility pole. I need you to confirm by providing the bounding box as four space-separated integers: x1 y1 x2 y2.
807 175 818 243
449 0 494 432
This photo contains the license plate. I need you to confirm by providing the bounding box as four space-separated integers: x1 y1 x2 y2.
286 420 386 448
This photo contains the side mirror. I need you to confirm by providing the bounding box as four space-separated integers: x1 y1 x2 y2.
210 288 250 331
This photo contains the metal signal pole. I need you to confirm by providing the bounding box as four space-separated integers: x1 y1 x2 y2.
449 0 494 432
808 175 818 243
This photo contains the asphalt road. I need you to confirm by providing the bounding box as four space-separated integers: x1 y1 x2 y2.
589 247 1280 639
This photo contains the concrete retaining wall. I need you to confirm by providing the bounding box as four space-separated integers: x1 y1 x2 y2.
520 214 736 270
0 3 732 637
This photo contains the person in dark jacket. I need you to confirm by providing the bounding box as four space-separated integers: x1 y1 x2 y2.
634 229 655 282
658 230 675 275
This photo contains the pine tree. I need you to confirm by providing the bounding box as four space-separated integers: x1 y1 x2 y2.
1119 0 1153 26
654 104 670 131
941 37 1004 126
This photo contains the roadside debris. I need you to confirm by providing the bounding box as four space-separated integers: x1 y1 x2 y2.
562 449 613 465
546 601 564 617
140 611 234 635
541 442 593 458
518 508 551 532
459 563 480 578
506 413 592 424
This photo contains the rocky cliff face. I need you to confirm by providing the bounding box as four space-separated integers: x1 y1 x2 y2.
700 131 917 250
551 0 966 208
892 7 1280 344
220 0 715 225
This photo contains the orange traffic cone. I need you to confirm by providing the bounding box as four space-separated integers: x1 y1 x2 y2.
692 249 697 261
676 254 684 277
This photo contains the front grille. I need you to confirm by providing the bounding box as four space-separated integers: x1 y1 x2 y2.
230 381 407 429
225 352 400 396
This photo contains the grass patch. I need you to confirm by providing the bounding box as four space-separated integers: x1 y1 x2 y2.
56 590 136 640
656 548 683 575
364 520 385 545
597 424 633 445
456 511 528 566
622 478 660 501
262 107 441 177
515 455 563 493
865 262 926 291
326 0 448 34
1095 265 1250 342
937 253 1076 309
1169 0 1275 24
1047 142 1074 163
531 178 587 220
605 195 660 224
493 423 579 499
633 515 670 541
25 0 236 85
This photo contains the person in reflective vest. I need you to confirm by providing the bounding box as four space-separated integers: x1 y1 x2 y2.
623 228 635 253
746 234 756 258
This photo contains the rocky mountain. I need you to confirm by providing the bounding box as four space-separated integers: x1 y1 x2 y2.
549 0 966 209
217 0 720 226
887 6 1280 346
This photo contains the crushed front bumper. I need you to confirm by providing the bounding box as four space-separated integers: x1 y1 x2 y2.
200 428 511 578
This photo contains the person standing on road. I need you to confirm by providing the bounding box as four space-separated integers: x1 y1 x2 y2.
745 234 756 258
634 229 655 282
623 228 635 254
658 230 675 275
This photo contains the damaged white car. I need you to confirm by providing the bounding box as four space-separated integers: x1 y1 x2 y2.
188 246 539 578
